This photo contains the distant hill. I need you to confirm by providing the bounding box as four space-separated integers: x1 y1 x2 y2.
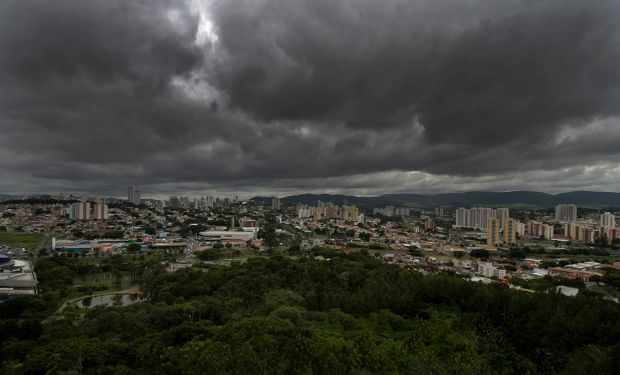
252 191 620 208
0 194 21 202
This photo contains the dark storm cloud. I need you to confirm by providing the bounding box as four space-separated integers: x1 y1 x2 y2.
212 0 620 143
0 0 619 196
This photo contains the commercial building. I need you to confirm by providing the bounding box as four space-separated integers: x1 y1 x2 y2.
199 231 256 242
0 258 37 296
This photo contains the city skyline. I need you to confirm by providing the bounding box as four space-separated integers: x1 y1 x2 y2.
2 2 620 372
0 1 619 196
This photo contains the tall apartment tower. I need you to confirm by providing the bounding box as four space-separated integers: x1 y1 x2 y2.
555 204 577 222
494 208 509 227
456 207 467 227
487 218 501 245
271 197 281 210
93 198 108 220
128 185 141 205
503 218 517 244
600 212 616 228
477 207 494 231
70 199 91 220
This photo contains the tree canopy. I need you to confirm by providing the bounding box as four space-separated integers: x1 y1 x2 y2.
2 253 620 374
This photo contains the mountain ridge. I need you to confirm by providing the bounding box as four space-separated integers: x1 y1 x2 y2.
252 191 620 208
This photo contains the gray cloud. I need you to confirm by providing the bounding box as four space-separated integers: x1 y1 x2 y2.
0 0 619 197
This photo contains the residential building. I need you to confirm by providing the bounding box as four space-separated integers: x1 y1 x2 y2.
503 218 517 244
93 199 108 220
70 199 90 220
271 197 281 210
425 217 435 231
555 204 577 222
456 207 468 227
494 208 509 227
128 185 141 205
600 212 616 228
487 218 501 245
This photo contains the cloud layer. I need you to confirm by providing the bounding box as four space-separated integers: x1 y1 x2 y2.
0 0 619 197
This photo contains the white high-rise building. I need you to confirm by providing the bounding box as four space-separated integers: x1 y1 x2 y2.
128 185 141 205
93 199 108 220
70 199 91 220
600 212 616 228
272 197 281 210
477 207 494 231
555 204 577 222
156 200 165 213
494 208 509 228
128 185 135 203
456 208 468 227
456 207 510 230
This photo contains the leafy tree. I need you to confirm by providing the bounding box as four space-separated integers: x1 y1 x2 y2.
509 248 526 259
594 233 609 248
470 249 491 259
126 243 141 253
408 248 422 257
258 223 278 247
197 249 222 261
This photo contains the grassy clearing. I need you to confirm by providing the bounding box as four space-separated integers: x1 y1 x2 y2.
0 231 43 250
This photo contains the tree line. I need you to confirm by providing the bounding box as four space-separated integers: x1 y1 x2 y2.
1 251 620 373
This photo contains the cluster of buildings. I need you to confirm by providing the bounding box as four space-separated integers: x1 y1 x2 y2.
167 195 236 210
67 196 108 220
487 217 519 245
128 185 242 213
525 221 555 240
453 207 518 245
455 207 510 231
373 206 411 217
296 201 362 222
452 258 508 279
454 205 620 245
562 211 619 244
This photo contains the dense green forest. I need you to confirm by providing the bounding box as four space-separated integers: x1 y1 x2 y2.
2 252 620 374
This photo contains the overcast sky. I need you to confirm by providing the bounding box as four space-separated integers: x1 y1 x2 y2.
1 0 619 198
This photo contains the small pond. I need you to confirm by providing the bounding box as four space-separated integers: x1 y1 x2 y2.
75 294 143 308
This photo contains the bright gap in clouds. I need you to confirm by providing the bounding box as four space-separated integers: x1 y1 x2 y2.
192 0 219 48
